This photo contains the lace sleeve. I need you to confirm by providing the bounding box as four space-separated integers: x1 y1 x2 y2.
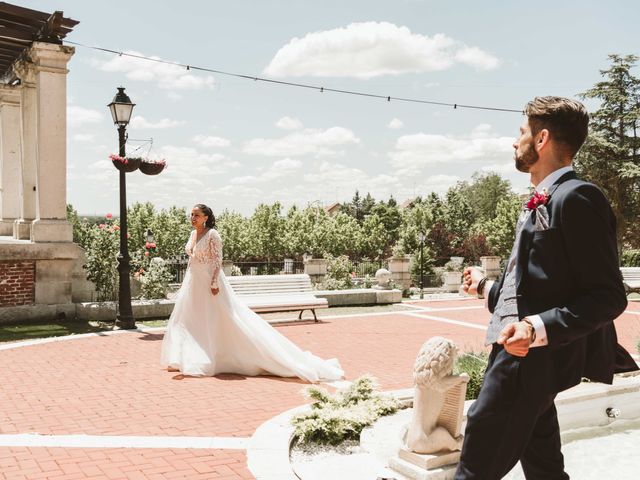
185 230 195 256
207 229 223 288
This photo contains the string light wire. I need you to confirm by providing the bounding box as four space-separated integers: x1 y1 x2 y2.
66 40 524 114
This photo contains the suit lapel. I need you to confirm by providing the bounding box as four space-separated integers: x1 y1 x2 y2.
515 170 577 289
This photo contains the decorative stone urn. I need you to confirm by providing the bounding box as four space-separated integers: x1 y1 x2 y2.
480 256 501 281
443 271 462 293
374 268 392 289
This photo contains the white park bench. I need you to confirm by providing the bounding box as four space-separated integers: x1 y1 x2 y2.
226 273 328 321
620 267 640 294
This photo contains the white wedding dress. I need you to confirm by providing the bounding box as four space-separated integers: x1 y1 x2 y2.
160 228 344 382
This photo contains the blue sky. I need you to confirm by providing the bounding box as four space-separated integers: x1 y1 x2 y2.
17 0 640 215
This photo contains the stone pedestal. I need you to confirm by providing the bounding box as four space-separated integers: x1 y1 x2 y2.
31 219 73 243
304 258 328 284
222 260 233 276
389 452 458 480
71 248 96 303
13 219 31 240
442 271 462 293
480 255 501 281
388 255 411 291
0 240 81 307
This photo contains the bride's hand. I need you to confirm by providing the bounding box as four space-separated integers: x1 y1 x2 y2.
211 287 219 296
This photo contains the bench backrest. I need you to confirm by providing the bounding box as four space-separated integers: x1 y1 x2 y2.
620 267 640 281
226 274 314 296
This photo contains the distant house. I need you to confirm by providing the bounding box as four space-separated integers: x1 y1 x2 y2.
324 202 341 217
400 198 418 210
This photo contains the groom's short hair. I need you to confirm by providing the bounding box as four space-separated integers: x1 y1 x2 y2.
525 96 589 158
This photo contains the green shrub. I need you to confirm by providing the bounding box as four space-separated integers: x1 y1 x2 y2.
454 352 488 400
291 375 400 446
322 255 354 290
83 221 120 301
621 249 640 267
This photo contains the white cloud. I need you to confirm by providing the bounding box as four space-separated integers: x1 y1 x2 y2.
230 158 302 185
389 124 513 175
72 133 95 142
275 116 303 130
68 106 103 128
264 22 500 78
481 161 517 174
455 46 500 70
93 50 216 90
130 116 185 129
243 127 359 157
192 135 231 148
388 118 404 130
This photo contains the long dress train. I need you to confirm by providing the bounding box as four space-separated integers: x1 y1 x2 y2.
160 228 344 382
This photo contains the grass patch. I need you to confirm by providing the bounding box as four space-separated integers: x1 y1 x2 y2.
454 352 488 400
0 320 111 343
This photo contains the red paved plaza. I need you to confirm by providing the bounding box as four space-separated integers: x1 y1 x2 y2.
1 298 638 479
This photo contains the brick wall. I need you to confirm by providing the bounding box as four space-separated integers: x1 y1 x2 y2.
0 261 36 306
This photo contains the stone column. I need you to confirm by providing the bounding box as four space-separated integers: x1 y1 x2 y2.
303 257 328 284
29 42 75 243
12 61 37 240
388 255 411 291
0 86 22 236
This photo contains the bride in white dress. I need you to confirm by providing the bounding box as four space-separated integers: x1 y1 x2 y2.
160 204 344 382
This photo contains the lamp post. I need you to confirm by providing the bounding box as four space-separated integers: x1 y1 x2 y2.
108 87 136 329
417 232 426 299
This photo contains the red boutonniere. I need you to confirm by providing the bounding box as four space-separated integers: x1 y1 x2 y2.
526 189 550 211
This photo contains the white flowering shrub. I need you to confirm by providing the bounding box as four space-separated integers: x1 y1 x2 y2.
140 257 173 299
291 375 400 446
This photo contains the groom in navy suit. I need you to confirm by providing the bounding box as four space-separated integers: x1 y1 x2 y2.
456 96 638 479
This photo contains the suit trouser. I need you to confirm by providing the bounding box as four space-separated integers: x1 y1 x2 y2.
455 345 569 480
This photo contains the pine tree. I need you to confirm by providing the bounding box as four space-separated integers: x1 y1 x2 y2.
577 54 640 250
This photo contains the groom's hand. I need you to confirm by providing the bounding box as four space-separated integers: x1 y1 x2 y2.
462 267 484 295
498 321 533 357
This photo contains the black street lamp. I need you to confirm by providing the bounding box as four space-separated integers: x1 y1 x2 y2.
108 87 136 329
417 232 426 299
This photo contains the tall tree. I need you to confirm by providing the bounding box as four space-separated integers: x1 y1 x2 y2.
577 54 640 250
249 202 285 261
457 172 513 223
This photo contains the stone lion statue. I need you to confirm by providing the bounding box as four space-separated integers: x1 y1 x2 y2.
403 337 469 454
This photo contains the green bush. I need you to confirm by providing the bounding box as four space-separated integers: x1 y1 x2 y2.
291 375 400 446
322 255 354 290
82 221 120 301
410 246 435 286
454 352 488 400
621 249 640 267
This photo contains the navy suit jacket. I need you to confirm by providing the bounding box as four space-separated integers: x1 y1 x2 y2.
487 171 638 393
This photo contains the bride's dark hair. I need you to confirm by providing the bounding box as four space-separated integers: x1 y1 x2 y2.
194 204 216 229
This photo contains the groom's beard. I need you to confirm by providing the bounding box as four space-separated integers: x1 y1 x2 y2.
515 140 539 173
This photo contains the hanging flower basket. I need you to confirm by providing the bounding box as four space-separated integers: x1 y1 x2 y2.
110 154 140 173
139 159 167 175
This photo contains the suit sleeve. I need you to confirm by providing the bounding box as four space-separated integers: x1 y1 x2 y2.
538 184 627 346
